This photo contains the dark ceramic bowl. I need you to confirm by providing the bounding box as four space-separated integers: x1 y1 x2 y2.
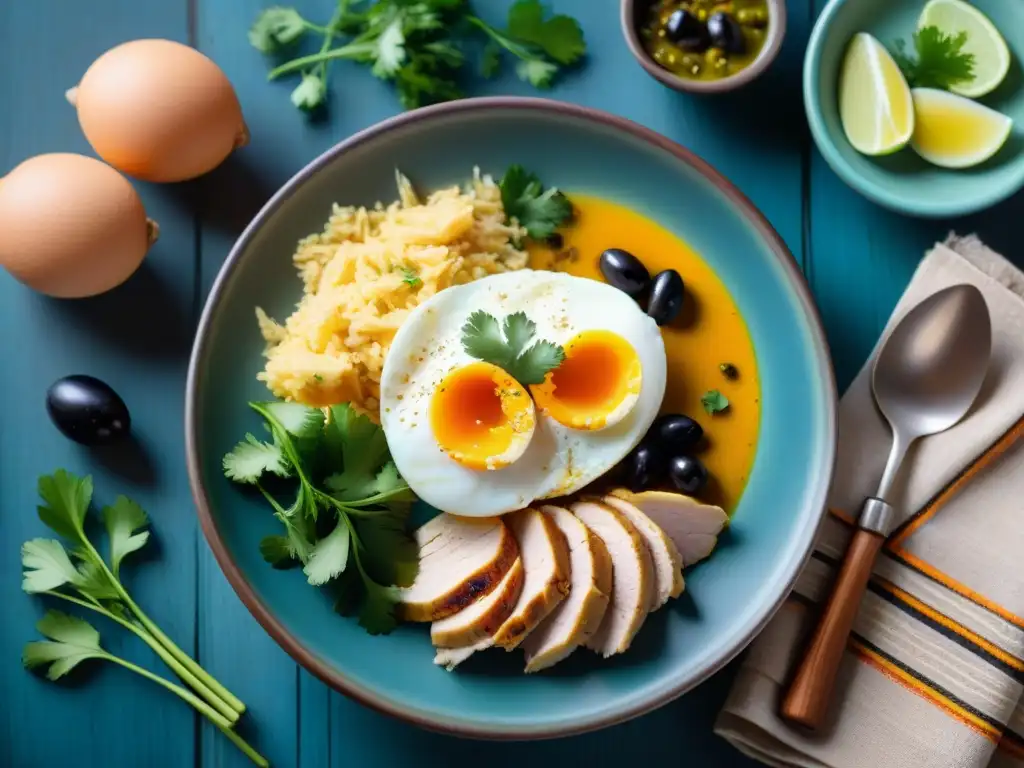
621 0 787 93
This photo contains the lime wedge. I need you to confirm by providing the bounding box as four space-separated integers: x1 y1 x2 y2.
911 88 1012 168
918 0 1010 98
839 33 915 156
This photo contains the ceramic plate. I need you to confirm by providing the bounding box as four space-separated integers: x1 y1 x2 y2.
186 97 836 739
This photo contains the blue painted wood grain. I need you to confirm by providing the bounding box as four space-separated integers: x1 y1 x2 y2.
8 0 1014 764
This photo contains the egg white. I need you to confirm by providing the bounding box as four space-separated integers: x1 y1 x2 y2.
380 270 667 517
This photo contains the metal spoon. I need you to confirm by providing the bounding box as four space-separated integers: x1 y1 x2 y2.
781 283 992 730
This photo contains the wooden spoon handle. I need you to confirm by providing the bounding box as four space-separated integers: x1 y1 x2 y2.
780 528 885 730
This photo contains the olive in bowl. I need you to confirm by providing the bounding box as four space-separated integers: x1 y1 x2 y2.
621 0 787 94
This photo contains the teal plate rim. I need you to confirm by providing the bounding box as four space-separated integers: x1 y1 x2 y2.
185 97 838 740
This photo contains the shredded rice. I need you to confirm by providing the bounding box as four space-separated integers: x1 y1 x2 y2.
256 168 529 421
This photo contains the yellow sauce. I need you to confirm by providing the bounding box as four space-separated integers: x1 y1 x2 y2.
530 194 760 511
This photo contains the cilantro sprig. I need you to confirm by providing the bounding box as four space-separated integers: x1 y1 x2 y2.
499 165 573 241
20 471 266 766
249 0 586 113
892 26 976 90
461 310 565 386
223 402 417 634
467 0 586 88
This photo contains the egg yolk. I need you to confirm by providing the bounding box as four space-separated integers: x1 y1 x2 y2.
431 361 536 471
530 330 642 430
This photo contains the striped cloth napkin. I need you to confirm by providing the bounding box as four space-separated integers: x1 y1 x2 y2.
715 234 1024 768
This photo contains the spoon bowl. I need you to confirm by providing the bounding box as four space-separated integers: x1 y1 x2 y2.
874 284 993 440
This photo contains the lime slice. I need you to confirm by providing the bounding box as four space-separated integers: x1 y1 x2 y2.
911 88 1012 168
918 0 1010 98
839 32 915 156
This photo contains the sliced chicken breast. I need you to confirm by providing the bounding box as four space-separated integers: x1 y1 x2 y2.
433 506 571 670
430 557 524 648
522 505 613 673
601 494 683 609
610 489 728 567
398 514 518 622
492 507 571 650
572 500 654 657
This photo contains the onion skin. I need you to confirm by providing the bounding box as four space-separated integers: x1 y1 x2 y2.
0 154 153 298
72 39 247 183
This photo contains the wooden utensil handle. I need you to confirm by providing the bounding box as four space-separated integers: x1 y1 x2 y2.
780 528 885 730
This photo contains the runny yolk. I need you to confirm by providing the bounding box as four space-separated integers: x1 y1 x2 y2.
530 330 642 430
430 361 536 471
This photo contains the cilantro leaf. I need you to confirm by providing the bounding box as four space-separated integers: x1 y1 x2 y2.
373 18 407 77
303 519 351 586
37 470 91 543
102 496 150 578
516 58 558 88
509 341 566 386
256 401 325 439
499 165 573 240
701 389 730 415
503 312 536 352
21 539 82 593
259 535 295 568
461 310 511 366
353 511 419 588
23 611 107 681
460 310 565 386
481 42 502 77
322 404 390 501
75 560 120 600
507 1 586 65
291 72 326 111
223 434 290 484
892 26 975 90
249 6 308 54
358 578 402 635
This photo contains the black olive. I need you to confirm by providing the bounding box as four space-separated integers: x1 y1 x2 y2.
623 441 665 492
647 269 685 326
652 414 704 452
665 9 710 52
707 12 746 54
545 232 564 249
599 248 651 299
668 455 708 495
46 375 131 446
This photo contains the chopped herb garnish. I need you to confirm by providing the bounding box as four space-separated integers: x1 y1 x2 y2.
892 26 975 90
719 363 738 380
399 266 422 287
461 310 565 385
499 165 573 240
701 389 730 415
223 402 417 634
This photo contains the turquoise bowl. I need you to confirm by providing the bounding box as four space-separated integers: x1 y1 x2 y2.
186 98 837 739
805 0 1024 217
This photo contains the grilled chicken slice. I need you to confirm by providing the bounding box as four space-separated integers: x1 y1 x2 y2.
434 507 571 670
601 494 683 609
522 505 613 673
398 514 518 622
572 500 654 657
431 557 525 648
610 489 727 567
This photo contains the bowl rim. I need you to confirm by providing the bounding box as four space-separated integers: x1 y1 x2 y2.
185 96 838 740
620 0 788 94
803 0 1024 217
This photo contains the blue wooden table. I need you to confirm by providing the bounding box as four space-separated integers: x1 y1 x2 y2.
2 0 1021 765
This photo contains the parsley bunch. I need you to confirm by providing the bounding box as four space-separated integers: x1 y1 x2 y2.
892 26 976 90
461 310 565 385
223 402 418 634
21 471 266 766
249 0 587 112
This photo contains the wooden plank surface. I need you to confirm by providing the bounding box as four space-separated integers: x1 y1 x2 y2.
9 0 1019 765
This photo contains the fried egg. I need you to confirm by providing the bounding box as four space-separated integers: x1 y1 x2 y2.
380 270 667 517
